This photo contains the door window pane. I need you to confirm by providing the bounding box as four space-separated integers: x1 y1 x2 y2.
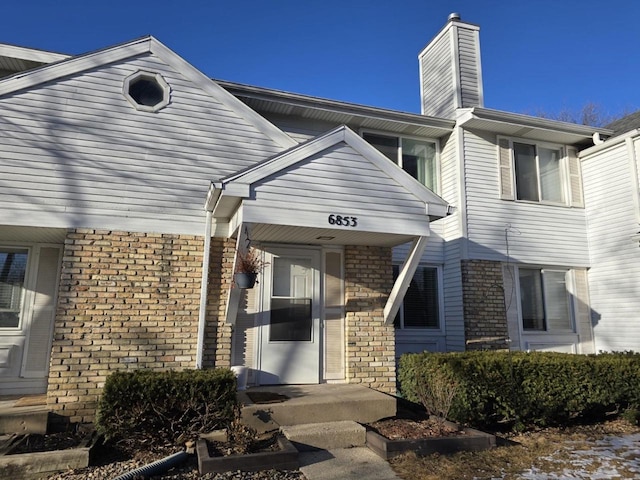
0 250 28 328
269 298 312 341
270 256 313 341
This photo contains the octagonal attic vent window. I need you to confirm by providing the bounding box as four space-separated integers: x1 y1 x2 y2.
123 71 170 112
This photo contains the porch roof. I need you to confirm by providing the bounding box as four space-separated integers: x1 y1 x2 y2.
205 125 450 247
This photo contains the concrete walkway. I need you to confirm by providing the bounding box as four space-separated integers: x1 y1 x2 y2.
299 447 401 480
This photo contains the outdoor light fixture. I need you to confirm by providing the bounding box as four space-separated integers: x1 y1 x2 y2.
316 236 335 241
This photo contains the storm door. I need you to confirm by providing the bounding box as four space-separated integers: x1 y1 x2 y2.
259 247 320 384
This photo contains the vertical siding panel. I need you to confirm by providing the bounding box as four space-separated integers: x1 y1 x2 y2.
572 269 594 354
582 141 640 352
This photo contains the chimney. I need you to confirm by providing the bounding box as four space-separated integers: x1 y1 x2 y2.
419 13 484 118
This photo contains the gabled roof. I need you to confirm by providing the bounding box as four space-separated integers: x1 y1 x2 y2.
208 124 449 219
0 36 296 150
207 125 449 247
605 110 640 137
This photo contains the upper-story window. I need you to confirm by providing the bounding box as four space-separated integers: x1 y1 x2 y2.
498 137 583 207
363 132 439 193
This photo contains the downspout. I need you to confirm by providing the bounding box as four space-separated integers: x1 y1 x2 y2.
196 210 213 369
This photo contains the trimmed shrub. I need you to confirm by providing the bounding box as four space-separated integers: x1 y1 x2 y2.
96 368 238 444
398 351 640 430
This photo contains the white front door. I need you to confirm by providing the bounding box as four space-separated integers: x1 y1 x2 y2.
259 247 320 384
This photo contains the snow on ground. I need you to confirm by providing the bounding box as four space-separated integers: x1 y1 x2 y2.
516 433 640 479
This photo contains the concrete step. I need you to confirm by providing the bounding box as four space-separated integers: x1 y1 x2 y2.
239 384 396 433
0 408 48 435
281 421 366 451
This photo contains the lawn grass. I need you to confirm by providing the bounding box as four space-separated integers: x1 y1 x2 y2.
389 420 640 480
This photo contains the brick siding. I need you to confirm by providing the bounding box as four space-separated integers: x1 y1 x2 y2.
47 229 209 423
461 259 509 350
344 245 395 394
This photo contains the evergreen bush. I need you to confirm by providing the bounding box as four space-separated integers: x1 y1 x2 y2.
398 351 640 430
96 368 238 444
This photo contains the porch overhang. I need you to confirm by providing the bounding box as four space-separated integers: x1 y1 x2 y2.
204 125 451 325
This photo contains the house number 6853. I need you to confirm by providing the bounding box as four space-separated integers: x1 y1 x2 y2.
328 214 358 227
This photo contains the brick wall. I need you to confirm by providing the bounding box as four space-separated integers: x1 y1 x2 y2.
461 259 509 350
47 229 208 423
344 245 395 394
203 238 235 368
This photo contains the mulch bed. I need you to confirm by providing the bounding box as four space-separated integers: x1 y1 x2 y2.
207 431 280 457
9 430 90 454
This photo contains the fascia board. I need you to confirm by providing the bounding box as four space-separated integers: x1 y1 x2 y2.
149 39 297 150
0 38 151 97
0 43 70 63
463 107 613 138
227 127 346 185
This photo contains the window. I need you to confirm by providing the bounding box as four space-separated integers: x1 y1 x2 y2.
499 137 582 206
393 265 440 329
0 249 28 328
363 132 438 192
518 268 572 332
123 71 170 112
514 142 564 203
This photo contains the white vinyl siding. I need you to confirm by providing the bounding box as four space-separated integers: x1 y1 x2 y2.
0 53 285 235
245 142 431 237
419 22 482 117
582 139 640 352
465 130 589 266
440 130 465 351
420 28 455 118
456 27 482 108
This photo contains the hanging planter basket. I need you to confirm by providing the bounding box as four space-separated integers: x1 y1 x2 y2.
234 272 257 289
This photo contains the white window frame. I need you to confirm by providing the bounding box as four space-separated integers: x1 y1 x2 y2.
123 70 171 113
361 129 441 194
0 246 32 332
393 264 444 331
516 266 575 334
499 136 571 207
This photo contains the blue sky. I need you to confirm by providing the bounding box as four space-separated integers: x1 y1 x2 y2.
3 1 640 119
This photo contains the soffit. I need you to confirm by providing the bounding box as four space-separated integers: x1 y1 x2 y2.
217 80 455 139
0 226 67 244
